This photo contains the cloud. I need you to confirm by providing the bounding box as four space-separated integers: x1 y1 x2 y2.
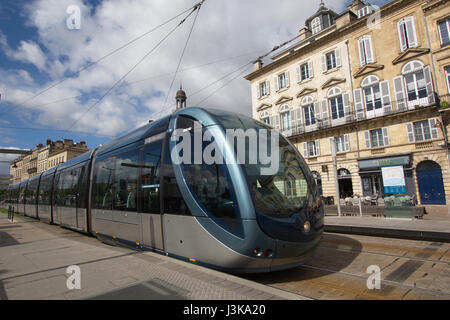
1 0 352 138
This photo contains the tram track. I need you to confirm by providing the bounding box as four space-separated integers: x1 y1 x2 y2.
244 233 450 300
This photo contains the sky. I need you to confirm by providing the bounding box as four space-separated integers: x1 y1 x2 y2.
0 0 391 175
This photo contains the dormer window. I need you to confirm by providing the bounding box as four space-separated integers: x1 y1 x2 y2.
311 17 321 34
357 6 372 18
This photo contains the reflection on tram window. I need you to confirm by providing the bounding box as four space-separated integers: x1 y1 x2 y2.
141 141 162 214
112 150 139 212
244 136 313 218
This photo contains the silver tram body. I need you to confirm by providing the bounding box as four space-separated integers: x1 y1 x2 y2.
5 108 323 273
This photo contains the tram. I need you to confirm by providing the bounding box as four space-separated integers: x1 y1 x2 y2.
6 107 323 273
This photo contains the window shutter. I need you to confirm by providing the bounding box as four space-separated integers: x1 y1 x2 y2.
295 108 303 131
314 102 321 125
274 76 279 92
274 113 280 130
364 131 371 149
266 80 270 95
335 48 342 67
382 127 390 146
380 80 392 114
406 123 415 143
321 100 330 127
321 54 327 73
353 88 365 120
285 71 290 88
406 16 418 48
308 61 314 78
315 140 320 156
358 38 366 66
423 65 435 104
290 109 296 132
296 65 301 82
343 93 352 123
393 76 407 111
429 118 439 139
344 134 350 152
302 142 308 158
365 35 374 64
398 19 408 52
256 84 261 98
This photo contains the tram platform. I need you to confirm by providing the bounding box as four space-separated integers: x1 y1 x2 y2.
324 215 450 243
0 213 308 300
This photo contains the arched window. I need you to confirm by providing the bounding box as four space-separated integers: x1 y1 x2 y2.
361 75 382 117
328 87 344 120
402 61 427 102
311 17 321 34
260 110 270 125
302 96 315 127
279 104 291 131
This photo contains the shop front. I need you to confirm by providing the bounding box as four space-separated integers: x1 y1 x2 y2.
359 155 416 198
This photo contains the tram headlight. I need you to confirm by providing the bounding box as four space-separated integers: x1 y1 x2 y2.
303 221 311 233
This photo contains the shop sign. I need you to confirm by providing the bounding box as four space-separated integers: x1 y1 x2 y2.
381 166 406 194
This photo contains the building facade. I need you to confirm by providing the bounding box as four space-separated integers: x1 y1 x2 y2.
245 0 450 205
10 139 89 184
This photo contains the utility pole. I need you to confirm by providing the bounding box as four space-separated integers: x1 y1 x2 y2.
330 137 341 217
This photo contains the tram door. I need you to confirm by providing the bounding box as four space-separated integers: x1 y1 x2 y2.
140 140 164 251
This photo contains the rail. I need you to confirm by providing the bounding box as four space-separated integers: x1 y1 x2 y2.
279 93 441 138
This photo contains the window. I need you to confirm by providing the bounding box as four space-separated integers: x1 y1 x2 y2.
335 135 350 153
141 140 162 213
301 63 310 81
328 87 344 121
92 157 115 210
312 17 321 34
275 71 289 91
364 128 390 148
260 110 270 125
303 104 315 126
113 150 139 211
405 69 427 101
398 16 418 51
358 35 374 66
303 140 320 158
406 119 439 143
280 104 291 131
358 6 372 18
438 18 450 46
322 49 341 72
257 80 269 98
327 51 337 70
363 77 382 115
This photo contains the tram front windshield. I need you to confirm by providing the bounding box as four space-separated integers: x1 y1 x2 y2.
208 109 317 220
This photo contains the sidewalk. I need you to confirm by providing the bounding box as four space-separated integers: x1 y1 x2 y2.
0 213 308 300
325 215 450 242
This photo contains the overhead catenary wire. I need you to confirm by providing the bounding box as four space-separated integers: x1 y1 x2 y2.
159 1 203 113
0 1 204 118
67 5 201 131
19 49 265 111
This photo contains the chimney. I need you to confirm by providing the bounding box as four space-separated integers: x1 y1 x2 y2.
80 141 86 147
299 27 312 41
253 59 263 71
46 139 52 146
64 139 74 146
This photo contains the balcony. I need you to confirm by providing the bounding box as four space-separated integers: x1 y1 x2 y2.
27 167 37 174
281 94 439 139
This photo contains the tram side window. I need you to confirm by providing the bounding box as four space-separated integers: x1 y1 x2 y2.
55 173 69 206
113 150 139 212
39 176 52 206
77 165 88 209
163 136 191 216
19 185 26 204
141 141 162 214
92 157 115 210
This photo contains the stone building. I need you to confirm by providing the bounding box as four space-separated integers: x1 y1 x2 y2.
10 139 89 184
245 0 450 205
